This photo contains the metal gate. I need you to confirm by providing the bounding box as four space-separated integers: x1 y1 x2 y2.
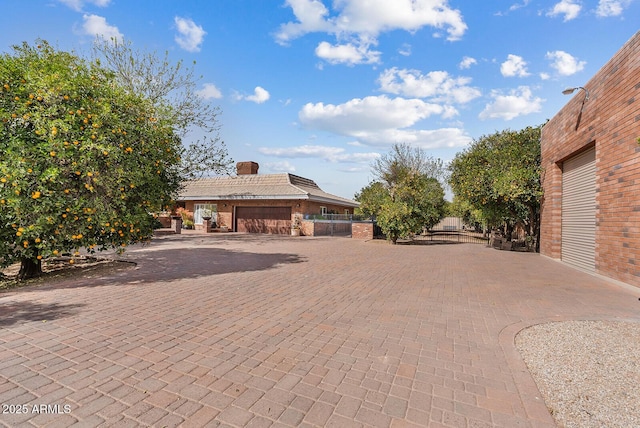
421 217 488 244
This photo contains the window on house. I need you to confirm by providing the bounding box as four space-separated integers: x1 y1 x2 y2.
344 209 350 214
320 206 327 216
193 203 217 225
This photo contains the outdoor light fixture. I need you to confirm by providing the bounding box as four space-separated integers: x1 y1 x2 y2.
562 86 590 101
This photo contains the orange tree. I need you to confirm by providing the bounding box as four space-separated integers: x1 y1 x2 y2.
448 126 542 247
0 41 182 279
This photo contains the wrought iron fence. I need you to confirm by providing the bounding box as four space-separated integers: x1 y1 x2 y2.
303 213 371 221
303 214 364 237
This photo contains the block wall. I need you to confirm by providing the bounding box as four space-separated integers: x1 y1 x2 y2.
352 222 374 240
540 31 640 286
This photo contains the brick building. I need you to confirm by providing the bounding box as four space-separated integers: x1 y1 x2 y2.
177 162 359 234
540 31 640 287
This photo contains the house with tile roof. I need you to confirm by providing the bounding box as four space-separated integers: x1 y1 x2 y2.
176 162 359 234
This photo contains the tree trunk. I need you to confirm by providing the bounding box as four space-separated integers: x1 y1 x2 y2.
18 258 42 281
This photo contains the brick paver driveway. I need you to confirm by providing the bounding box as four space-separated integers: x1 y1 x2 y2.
1 234 639 427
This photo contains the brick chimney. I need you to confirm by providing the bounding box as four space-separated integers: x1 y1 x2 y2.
236 161 259 175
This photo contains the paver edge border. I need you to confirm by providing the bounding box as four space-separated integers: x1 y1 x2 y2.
499 315 640 426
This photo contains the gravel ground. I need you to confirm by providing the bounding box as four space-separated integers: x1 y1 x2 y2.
516 320 640 428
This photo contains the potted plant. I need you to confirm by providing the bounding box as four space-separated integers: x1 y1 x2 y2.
291 216 301 236
201 208 213 221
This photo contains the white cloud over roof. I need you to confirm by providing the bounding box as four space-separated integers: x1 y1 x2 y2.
259 145 380 163
479 86 544 121
500 54 530 77
298 95 471 148
300 95 444 132
174 17 206 52
546 50 586 76
264 161 297 173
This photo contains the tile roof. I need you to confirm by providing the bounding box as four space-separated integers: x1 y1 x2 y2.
178 173 359 207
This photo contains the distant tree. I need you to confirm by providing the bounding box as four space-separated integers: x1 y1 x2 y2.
372 143 446 186
448 126 542 247
0 41 182 279
93 38 232 179
356 144 446 244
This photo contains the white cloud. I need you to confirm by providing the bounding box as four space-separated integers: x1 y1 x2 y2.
547 0 582 21
315 40 381 65
510 0 531 11
539 72 551 80
276 0 467 64
264 161 297 172
59 0 111 11
479 86 544 121
298 95 470 148
377 68 481 105
398 43 412 56
500 54 530 77
596 0 631 17
277 0 467 43
196 83 222 100
259 145 380 163
459 56 477 69
236 86 270 104
300 95 444 134
174 17 206 52
80 14 123 40
546 50 586 76
495 0 531 15
276 0 333 44
360 128 472 148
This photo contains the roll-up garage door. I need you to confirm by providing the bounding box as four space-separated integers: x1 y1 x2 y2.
236 207 292 234
561 148 596 272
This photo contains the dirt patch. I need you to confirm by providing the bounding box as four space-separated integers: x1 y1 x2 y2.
0 257 136 292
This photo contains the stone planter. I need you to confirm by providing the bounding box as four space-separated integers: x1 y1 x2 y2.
291 228 300 236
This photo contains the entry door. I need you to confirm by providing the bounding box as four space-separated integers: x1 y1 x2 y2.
562 148 596 272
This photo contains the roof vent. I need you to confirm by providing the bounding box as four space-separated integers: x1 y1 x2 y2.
236 161 259 175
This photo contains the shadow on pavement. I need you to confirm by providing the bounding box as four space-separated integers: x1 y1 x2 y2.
130 246 307 280
24 247 307 290
0 301 86 327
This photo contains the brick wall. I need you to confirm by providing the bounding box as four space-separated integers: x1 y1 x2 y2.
352 222 374 240
540 31 640 287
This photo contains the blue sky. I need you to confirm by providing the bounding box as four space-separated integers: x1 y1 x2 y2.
1 1 638 199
